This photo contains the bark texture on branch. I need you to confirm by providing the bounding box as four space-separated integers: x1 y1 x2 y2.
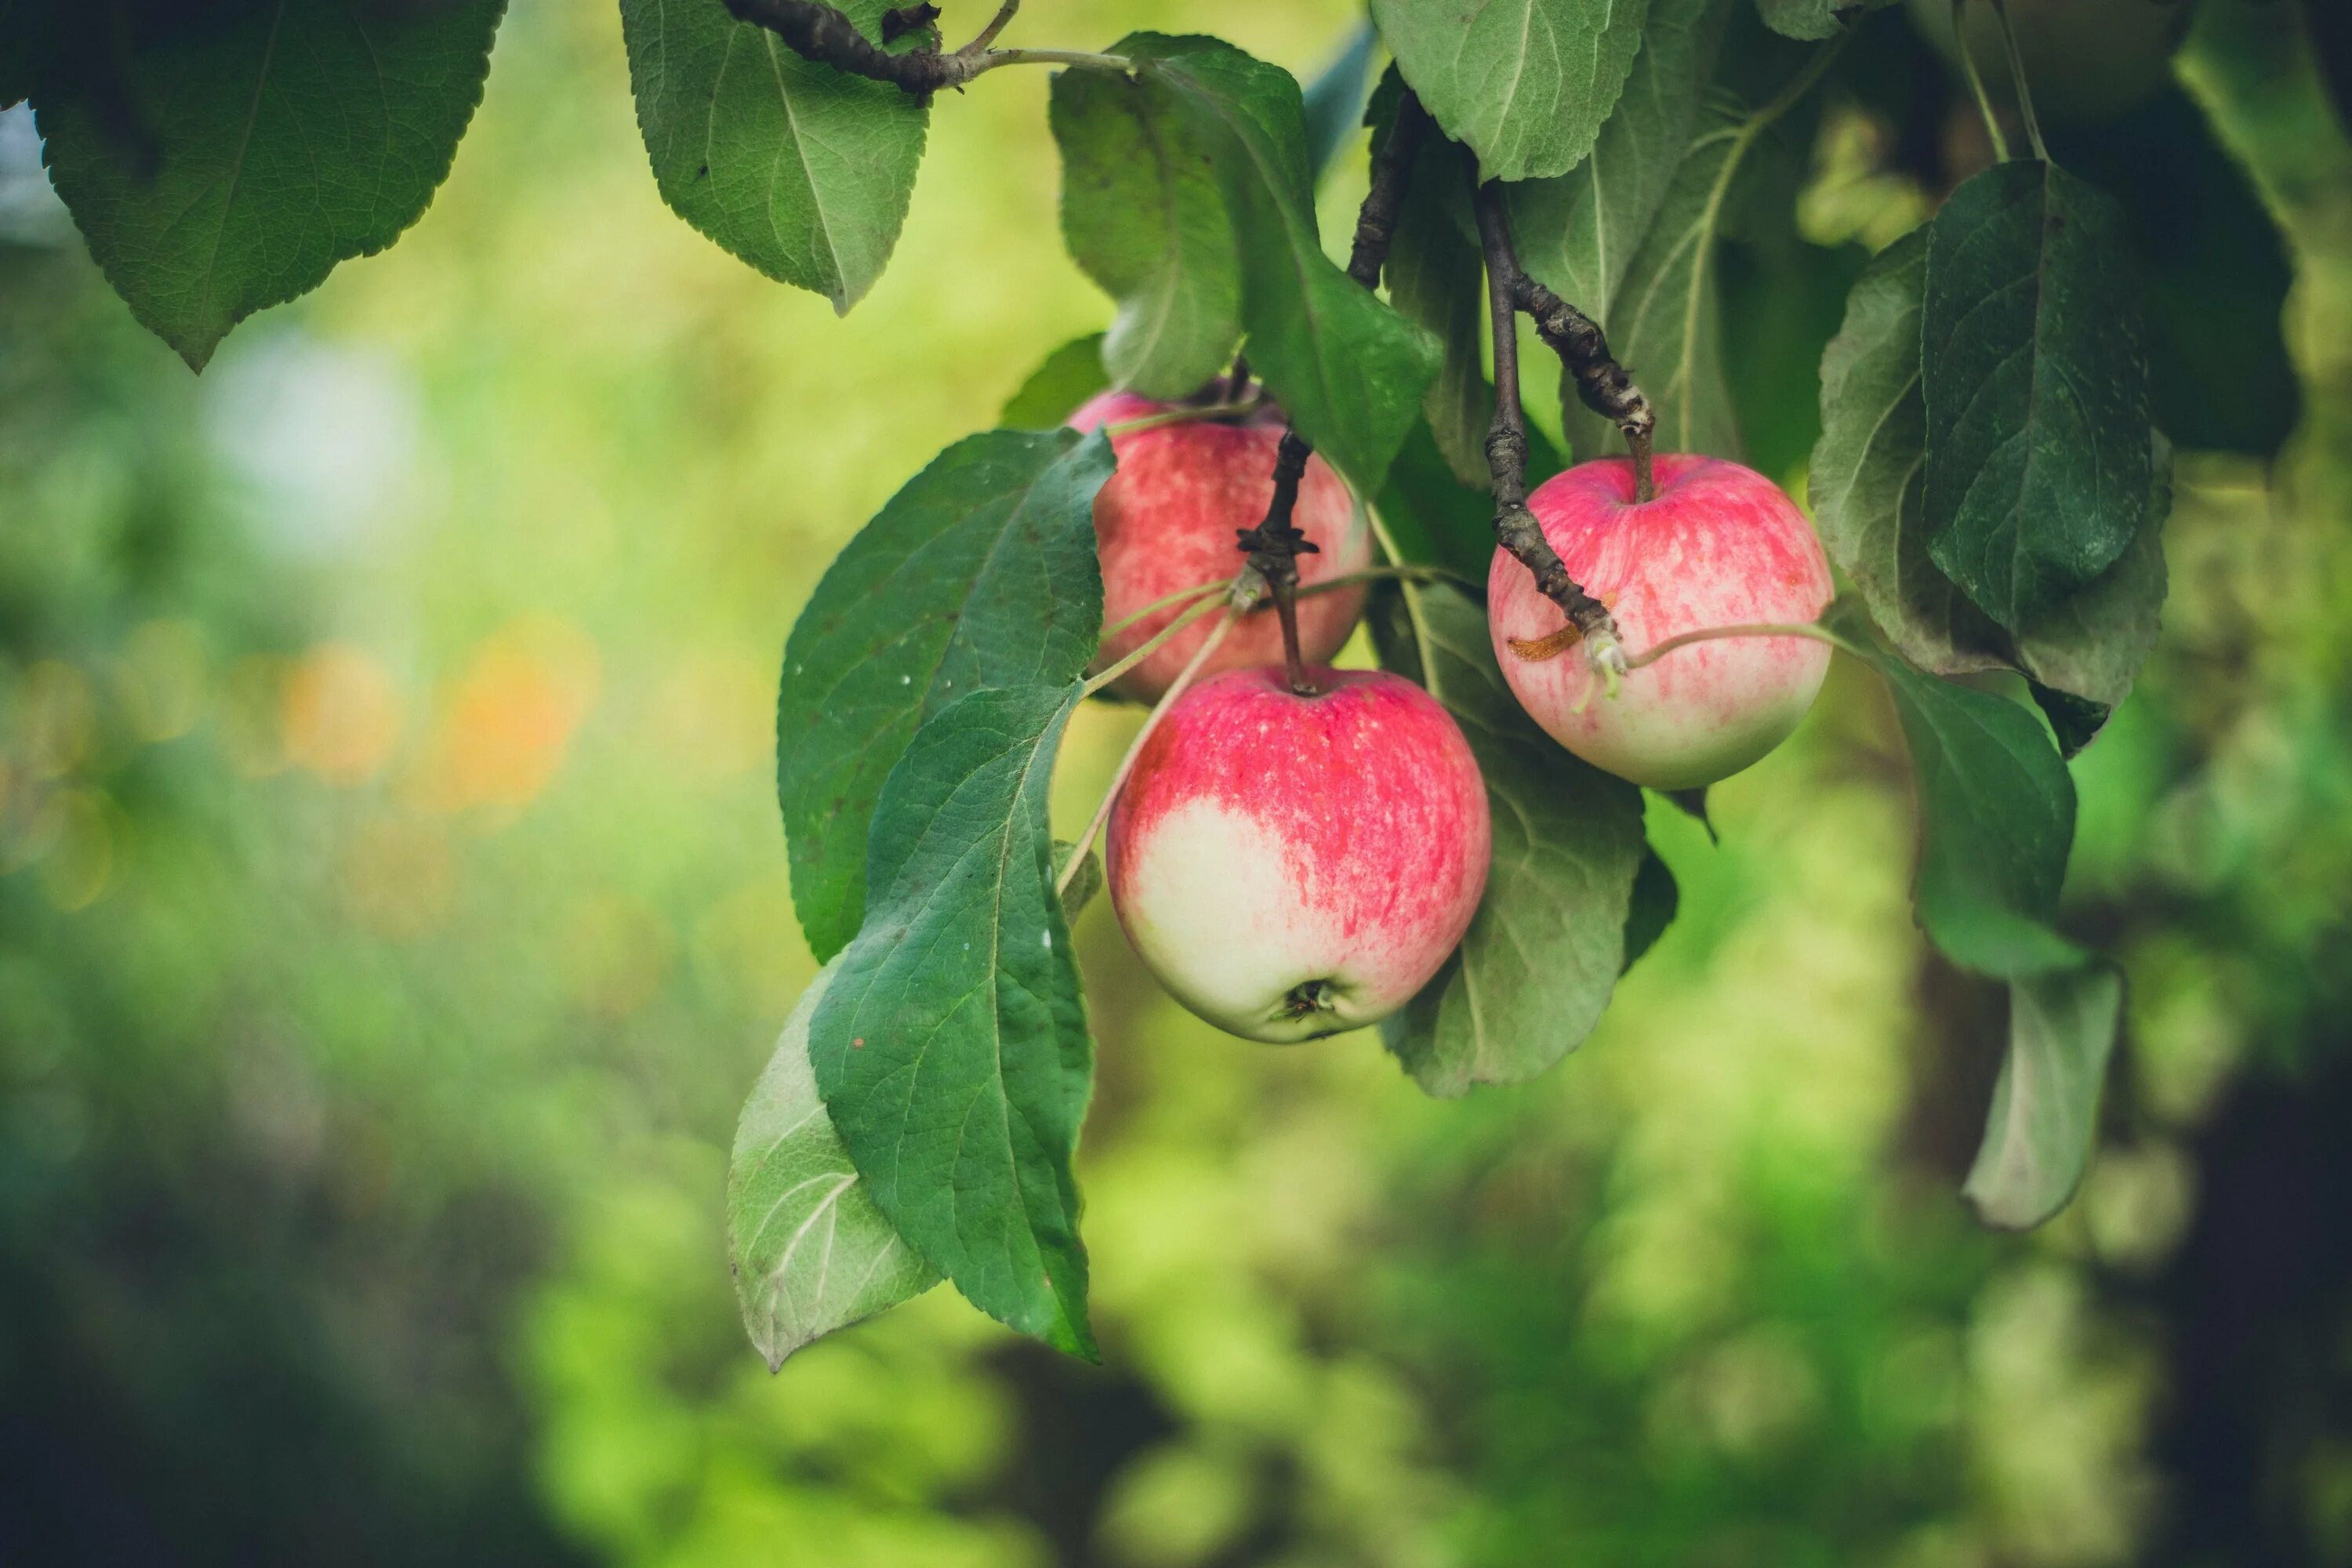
724 0 970 95
1472 183 1625 668
1512 274 1655 502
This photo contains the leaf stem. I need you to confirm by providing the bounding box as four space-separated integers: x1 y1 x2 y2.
1081 590 1232 698
956 0 1018 55
1984 0 2050 162
1104 398 1265 437
1102 579 1232 641
1622 620 1861 671
1057 609 1241 896
965 47 1131 77
1951 0 2015 162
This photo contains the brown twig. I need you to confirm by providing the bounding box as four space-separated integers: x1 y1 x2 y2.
723 0 1126 96
1472 183 1626 672
1512 272 1656 502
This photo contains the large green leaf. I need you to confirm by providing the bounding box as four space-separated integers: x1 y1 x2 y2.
731 961 938 1370
18 0 503 368
1963 961 2124 1231
1562 99 1746 459
1814 232 2170 754
1122 33 1440 492
1372 584 1646 1095
1049 67 1241 398
777 430 1112 961
1849 630 2082 980
1507 0 1735 330
622 0 927 312
1001 333 1111 428
1922 160 2152 628
811 684 1098 1358
1369 0 1652 183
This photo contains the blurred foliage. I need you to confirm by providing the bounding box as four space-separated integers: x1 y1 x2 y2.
2 2 2350 1566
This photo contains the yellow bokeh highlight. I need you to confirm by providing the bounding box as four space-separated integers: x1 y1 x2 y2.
281 644 403 784
416 614 601 815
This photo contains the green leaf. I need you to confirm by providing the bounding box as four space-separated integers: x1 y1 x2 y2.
20 0 503 369
1562 98 1747 460
1049 67 1242 398
1813 233 2169 754
1922 160 2153 628
1369 0 1653 182
1622 846 1679 971
1846 626 2084 980
1301 19 1380 180
1001 333 1111 428
1054 838 1104 922
1964 962 2124 1231
1374 415 1564 583
730 960 939 1371
777 429 1113 961
1751 0 1896 41
1384 136 1489 487
811 684 1098 1358
1122 33 1441 492
622 0 927 313
1507 0 1736 330
1372 583 1646 1095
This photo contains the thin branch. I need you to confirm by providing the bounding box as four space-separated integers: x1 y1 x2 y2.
1104 397 1265 437
1622 620 1856 671
1472 183 1625 675
1509 270 1656 501
1080 590 1232 698
721 0 1126 96
1229 88 1432 695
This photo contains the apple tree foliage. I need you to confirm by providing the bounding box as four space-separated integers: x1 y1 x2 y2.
5 0 2228 1366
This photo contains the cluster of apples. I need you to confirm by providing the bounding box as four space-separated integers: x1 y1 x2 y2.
1071 390 1834 1044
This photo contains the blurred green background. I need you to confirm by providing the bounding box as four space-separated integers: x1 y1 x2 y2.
4 2 2350 1564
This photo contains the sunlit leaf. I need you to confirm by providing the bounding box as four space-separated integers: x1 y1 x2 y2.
1050 67 1242 398
19 0 503 368
622 0 927 311
731 962 938 1371
811 684 1098 1358
777 430 1112 960
1370 0 1652 182
1121 33 1440 492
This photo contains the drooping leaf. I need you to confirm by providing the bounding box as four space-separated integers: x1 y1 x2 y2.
1622 845 1680 971
1751 0 1896 41
19 0 503 368
1371 583 1646 1094
1001 333 1111 428
1562 98 1747 460
777 430 1112 960
1965 961 2124 1230
1121 32 1441 492
1301 18 1380 180
1508 0 1735 329
1049 67 1242 398
622 0 927 312
1922 159 2152 628
811 684 1098 1358
731 961 938 1371
1814 234 2169 753
1383 134 1489 487
1369 0 1653 183
1846 626 2084 980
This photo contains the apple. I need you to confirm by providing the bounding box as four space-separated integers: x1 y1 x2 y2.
1070 390 1370 701
1487 455 1834 791
1106 666 1490 1043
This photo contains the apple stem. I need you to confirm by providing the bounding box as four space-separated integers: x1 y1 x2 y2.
1472 183 1626 673
1057 609 1243 899
1630 430 1656 504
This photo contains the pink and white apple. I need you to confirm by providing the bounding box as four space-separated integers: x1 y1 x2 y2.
1070 390 1369 702
1487 455 1835 791
1106 666 1490 1043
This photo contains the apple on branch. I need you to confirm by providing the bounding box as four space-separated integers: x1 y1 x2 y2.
1489 455 1835 791
1070 390 1370 702
1106 666 1490 1043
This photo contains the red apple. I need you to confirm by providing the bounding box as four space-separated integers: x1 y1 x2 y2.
1107 666 1490 1042
1070 390 1369 701
1487 455 1834 791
